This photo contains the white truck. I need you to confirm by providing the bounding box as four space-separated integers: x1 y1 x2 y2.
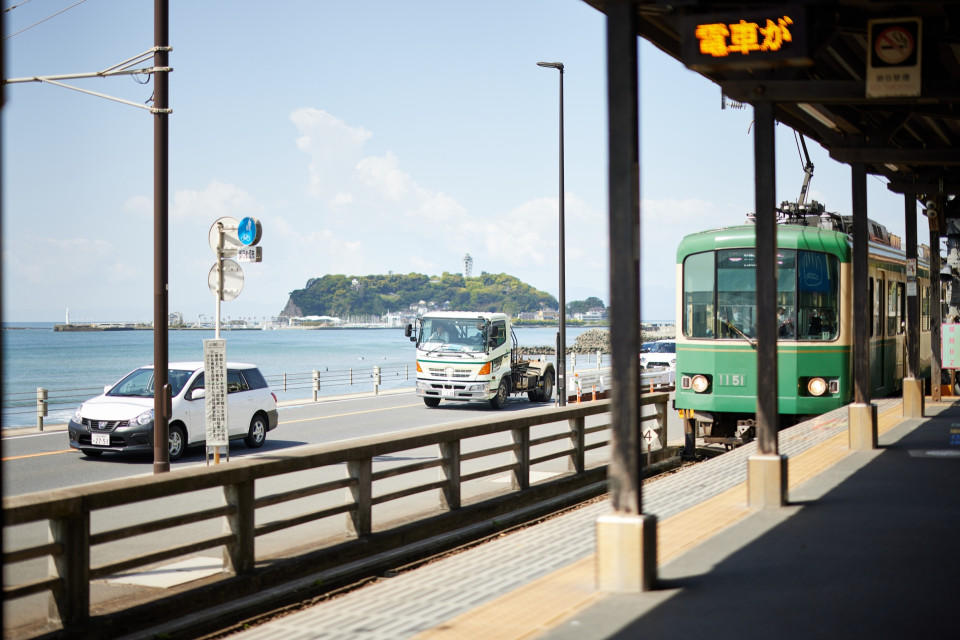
404 311 555 409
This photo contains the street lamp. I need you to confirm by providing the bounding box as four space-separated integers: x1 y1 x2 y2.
537 61 566 407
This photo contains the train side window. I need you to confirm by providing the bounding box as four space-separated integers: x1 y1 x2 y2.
897 282 905 334
682 251 715 339
887 280 899 336
869 278 874 337
873 275 884 336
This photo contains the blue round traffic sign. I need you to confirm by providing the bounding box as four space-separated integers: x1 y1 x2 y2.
237 217 262 246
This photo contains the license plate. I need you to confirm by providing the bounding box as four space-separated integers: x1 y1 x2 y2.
92 432 110 446
441 388 455 397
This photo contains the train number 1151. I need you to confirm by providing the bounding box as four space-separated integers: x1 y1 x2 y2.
717 373 746 386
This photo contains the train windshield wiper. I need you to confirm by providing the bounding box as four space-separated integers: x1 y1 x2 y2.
721 319 757 348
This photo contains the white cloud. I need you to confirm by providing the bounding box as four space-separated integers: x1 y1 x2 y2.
171 181 261 224
291 108 372 203
356 152 412 202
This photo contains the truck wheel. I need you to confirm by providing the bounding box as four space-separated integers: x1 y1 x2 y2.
423 397 441 408
538 372 554 402
490 379 509 410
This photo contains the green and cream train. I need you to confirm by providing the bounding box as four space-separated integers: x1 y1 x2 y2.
673 213 932 444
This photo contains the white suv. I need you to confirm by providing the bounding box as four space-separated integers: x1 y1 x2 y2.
640 340 676 370
68 362 278 461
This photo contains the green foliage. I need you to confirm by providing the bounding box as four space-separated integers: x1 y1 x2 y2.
566 296 607 315
287 272 559 316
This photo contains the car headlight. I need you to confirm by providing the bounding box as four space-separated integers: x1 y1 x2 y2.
468 383 486 392
807 377 828 397
72 405 83 423
132 409 154 425
691 375 710 393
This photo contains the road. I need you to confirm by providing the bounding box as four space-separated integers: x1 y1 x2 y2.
2 387 683 634
3 387 683 498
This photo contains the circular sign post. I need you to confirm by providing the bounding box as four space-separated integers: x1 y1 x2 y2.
237 217 262 246
208 216 242 257
208 259 245 302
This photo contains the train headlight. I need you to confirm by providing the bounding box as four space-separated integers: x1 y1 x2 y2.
691 375 710 393
807 377 828 397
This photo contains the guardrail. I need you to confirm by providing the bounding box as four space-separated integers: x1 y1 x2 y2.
3 358 616 430
2 394 669 636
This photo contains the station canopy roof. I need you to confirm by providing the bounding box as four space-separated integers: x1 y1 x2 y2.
584 0 960 228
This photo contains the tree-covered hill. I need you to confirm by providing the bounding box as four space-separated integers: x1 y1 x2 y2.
281 272 559 317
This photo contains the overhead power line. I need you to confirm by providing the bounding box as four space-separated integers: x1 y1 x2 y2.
4 0 87 41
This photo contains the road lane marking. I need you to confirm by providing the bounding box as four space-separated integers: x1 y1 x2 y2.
4 403 424 460
279 403 423 425
3 449 76 461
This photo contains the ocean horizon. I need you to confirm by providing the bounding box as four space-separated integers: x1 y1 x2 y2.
2 323 609 429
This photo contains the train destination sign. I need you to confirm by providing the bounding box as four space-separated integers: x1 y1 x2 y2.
681 6 810 71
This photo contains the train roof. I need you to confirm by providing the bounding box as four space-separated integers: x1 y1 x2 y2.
676 225 853 263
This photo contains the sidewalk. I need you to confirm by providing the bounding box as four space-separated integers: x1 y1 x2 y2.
220 397 959 639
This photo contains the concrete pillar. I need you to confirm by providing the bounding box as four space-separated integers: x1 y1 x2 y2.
597 513 657 592
849 402 878 450
748 453 787 508
903 377 924 418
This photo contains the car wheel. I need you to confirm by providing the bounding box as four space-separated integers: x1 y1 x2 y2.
245 413 267 448
490 379 509 410
423 397 441 408
538 372 554 402
168 424 186 461
80 449 103 457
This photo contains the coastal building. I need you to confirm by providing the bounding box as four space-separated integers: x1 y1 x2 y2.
383 312 404 327
463 253 473 279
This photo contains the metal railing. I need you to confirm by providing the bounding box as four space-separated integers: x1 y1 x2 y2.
2 394 669 633
3 357 617 430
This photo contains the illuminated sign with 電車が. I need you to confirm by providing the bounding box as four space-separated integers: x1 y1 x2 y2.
681 6 811 71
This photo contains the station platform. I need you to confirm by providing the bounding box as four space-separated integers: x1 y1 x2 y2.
218 396 960 640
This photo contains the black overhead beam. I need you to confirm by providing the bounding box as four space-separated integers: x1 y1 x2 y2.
887 182 960 196
719 81 960 105
830 148 960 165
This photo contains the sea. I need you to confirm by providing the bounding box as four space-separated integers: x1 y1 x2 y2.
1 323 608 429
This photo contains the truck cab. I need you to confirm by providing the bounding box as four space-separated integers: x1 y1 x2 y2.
405 312 554 409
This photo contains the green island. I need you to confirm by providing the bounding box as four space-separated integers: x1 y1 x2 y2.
281 272 607 324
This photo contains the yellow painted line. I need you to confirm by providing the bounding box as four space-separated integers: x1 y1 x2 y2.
278 403 422 425
413 401 909 640
2 405 423 460
3 449 76 462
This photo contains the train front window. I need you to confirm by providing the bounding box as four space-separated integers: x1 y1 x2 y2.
682 252 715 338
682 247 839 341
796 251 839 340
716 249 757 339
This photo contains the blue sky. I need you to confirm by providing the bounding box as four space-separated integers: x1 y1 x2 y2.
2 0 927 323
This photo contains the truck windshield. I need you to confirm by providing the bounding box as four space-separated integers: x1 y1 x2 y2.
420 318 488 352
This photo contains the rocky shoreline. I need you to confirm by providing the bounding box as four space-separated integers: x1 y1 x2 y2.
516 328 611 355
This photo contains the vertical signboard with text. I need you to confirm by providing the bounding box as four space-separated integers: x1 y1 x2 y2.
203 338 229 446
942 324 960 370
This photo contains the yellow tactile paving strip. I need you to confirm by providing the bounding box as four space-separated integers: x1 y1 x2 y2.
412 402 908 640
